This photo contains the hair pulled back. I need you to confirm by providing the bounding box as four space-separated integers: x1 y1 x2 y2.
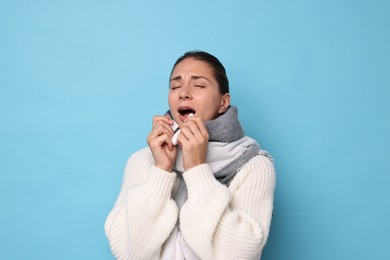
170 50 229 94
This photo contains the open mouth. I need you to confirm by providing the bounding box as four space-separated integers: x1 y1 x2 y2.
178 107 196 118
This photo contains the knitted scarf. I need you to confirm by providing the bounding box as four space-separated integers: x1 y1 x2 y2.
166 106 261 185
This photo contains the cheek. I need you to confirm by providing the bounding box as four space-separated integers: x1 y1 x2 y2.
198 97 222 120
168 94 175 107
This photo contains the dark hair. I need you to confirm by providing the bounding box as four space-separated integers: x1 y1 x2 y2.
170 50 229 94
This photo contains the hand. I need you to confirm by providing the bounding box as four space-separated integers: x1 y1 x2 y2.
147 115 177 172
177 116 209 171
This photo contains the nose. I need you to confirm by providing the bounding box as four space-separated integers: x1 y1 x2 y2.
179 86 192 100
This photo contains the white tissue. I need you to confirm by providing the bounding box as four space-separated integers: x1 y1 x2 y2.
171 113 194 145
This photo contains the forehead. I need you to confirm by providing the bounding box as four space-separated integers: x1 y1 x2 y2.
171 58 214 79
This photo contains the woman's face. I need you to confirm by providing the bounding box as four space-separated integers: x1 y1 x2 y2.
168 58 230 127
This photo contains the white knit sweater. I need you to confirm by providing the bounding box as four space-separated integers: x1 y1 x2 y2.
105 147 275 260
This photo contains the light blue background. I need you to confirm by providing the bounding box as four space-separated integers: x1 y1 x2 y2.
1 0 389 259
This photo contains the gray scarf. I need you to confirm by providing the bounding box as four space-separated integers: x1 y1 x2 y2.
166 106 261 185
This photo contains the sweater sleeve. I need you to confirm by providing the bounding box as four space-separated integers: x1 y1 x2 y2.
180 154 275 260
104 149 179 260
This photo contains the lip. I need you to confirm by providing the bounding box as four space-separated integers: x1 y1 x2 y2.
177 105 196 122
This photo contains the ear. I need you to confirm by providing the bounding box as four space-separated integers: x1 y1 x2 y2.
218 93 231 113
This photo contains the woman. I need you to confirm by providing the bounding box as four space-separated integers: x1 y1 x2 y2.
105 51 275 260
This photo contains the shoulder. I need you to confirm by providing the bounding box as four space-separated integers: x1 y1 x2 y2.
125 147 154 166
243 153 275 175
229 153 275 191
122 147 154 185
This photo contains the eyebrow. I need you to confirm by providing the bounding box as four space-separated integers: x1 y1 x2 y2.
170 75 211 82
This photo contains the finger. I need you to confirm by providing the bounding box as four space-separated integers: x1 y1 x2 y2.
160 133 176 151
182 121 199 139
183 119 207 142
152 115 173 128
177 130 190 148
178 126 202 150
194 117 208 138
185 116 209 139
152 121 174 136
167 138 173 151
179 126 193 141
153 133 171 146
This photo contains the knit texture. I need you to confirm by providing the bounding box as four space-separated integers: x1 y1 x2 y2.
105 148 275 260
167 106 265 184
